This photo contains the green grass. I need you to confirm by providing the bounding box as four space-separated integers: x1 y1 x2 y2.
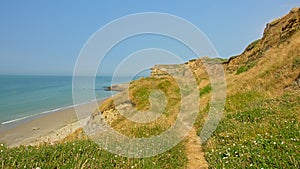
0 139 187 169
202 91 300 168
236 66 249 75
129 76 181 111
236 61 257 75
199 84 212 96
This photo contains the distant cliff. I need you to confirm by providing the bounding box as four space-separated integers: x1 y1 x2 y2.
150 7 300 91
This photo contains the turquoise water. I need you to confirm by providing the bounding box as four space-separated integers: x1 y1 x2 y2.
0 75 131 126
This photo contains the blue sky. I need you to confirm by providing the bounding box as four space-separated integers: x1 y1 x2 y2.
0 1 299 75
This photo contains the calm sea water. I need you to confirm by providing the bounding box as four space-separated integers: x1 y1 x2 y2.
0 75 132 126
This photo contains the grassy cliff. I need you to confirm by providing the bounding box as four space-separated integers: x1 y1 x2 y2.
1 7 300 169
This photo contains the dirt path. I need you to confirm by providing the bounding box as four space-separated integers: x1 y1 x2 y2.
185 128 208 169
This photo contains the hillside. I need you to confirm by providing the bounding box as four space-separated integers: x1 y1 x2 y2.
1 7 299 169
92 7 300 168
85 7 300 168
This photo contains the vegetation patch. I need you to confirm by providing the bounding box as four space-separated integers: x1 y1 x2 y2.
199 84 212 96
0 140 187 169
202 92 300 168
292 56 300 70
236 65 249 74
236 61 257 75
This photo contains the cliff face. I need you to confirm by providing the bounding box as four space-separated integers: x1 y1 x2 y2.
226 7 300 72
150 64 188 77
151 7 300 91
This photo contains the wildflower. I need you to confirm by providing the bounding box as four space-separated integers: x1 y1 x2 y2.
0 144 3 147
273 142 276 145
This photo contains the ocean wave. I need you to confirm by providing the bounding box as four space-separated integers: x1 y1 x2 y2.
0 98 106 125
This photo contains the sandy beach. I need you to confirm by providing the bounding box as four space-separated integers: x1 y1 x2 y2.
0 100 103 147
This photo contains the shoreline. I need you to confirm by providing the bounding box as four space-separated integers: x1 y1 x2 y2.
0 99 105 147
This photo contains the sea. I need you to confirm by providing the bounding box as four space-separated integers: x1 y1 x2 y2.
0 75 134 131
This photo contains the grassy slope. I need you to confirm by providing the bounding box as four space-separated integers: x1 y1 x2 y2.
200 11 300 168
0 140 186 169
203 91 300 168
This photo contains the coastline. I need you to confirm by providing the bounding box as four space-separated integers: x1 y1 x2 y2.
0 99 105 147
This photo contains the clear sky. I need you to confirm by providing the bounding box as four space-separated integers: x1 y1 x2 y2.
0 1 299 75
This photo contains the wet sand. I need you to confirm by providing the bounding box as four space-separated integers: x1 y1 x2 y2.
0 100 102 147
